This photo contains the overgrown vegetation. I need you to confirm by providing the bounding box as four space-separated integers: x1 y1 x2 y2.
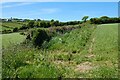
1 16 119 78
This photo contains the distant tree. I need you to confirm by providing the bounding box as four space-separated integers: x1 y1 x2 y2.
51 19 54 22
24 19 30 22
45 22 51 28
40 21 46 27
82 16 89 22
34 21 40 28
54 20 59 26
37 19 41 21
27 21 35 28
50 19 55 26
90 16 120 24
100 16 109 19
50 20 60 27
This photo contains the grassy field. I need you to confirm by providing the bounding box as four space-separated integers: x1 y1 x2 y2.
2 23 118 78
80 23 118 77
1 33 26 48
2 22 23 28
0 22 27 32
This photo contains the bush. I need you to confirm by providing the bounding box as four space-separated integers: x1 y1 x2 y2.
20 32 25 35
31 29 51 47
27 21 35 28
2 30 12 34
13 27 18 32
19 24 28 30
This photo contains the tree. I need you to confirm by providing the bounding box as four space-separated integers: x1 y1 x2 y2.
82 16 89 22
34 21 40 28
50 19 55 26
90 16 120 24
37 19 41 21
54 20 59 26
100 16 109 19
51 19 54 22
27 21 35 28
40 21 46 28
45 22 51 28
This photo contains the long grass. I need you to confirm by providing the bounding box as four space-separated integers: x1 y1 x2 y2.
2 23 118 78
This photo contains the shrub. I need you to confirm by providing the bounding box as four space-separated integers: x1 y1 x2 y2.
27 21 35 28
2 30 12 34
19 24 28 30
20 32 25 35
13 27 18 32
32 29 51 47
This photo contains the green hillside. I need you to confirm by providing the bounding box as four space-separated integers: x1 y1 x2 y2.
0 22 27 32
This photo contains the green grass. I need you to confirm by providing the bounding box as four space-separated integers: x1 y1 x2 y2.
1 32 26 48
2 22 23 28
0 22 28 32
79 23 118 78
46 24 95 52
91 23 118 77
2 23 119 78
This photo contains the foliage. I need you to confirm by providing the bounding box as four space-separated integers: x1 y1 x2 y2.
2 44 60 78
28 29 51 47
82 16 89 22
90 16 120 24
46 23 95 52
19 24 28 30
26 25 81 47
27 21 35 28
2 30 12 34
20 32 25 35
13 27 18 32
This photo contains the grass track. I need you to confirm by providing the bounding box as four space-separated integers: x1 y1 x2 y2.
82 23 118 78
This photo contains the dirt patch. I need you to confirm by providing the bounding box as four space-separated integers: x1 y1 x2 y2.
89 38 95 54
53 60 77 70
105 61 114 67
85 54 95 58
54 60 66 65
75 62 94 73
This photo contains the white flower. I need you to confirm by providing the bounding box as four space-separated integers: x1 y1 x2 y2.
59 38 62 41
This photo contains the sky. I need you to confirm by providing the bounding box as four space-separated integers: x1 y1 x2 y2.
1 2 118 22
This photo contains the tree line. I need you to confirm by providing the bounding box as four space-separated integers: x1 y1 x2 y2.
19 19 82 30
90 16 120 24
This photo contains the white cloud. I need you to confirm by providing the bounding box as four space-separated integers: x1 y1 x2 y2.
5 8 59 18
25 8 59 16
1 2 33 8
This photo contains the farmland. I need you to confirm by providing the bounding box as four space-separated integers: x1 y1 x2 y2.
0 22 27 32
1 32 26 48
2 23 119 78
